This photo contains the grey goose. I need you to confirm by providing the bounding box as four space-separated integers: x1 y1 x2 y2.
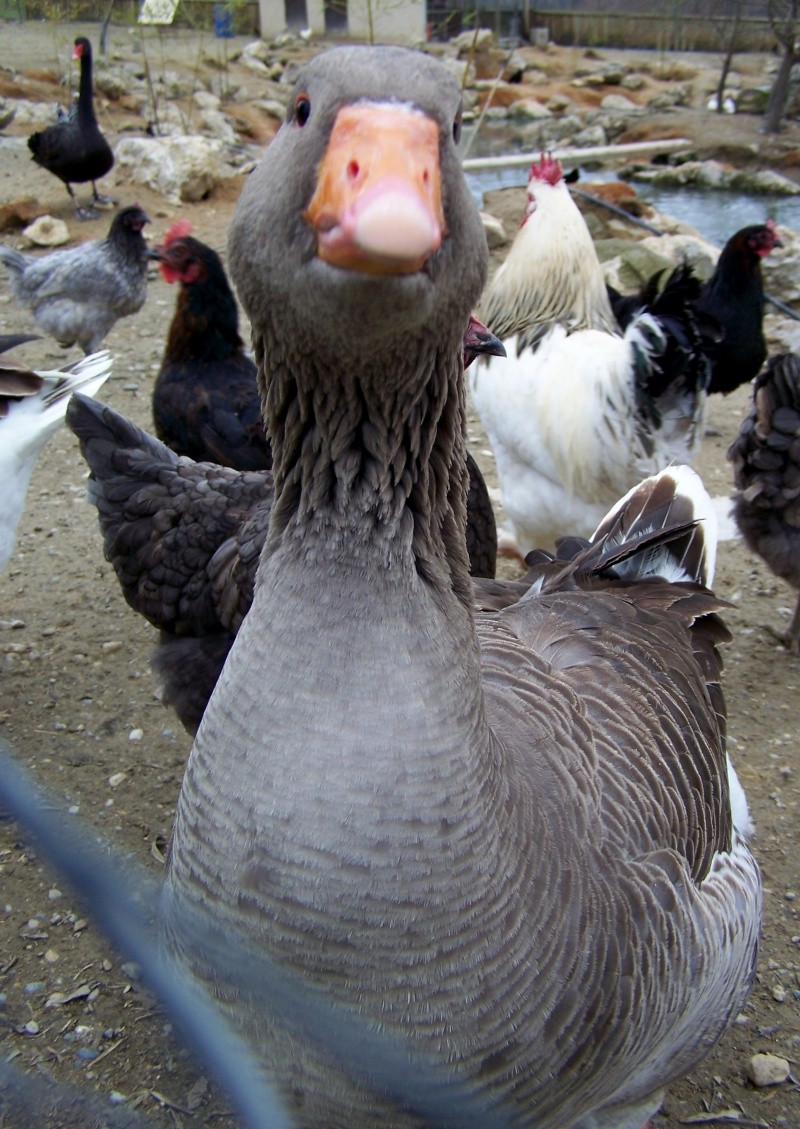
161 45 761 1129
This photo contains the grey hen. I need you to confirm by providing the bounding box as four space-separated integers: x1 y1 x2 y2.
728 351 800 650
0 205 149 353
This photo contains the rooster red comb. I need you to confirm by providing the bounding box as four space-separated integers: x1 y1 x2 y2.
164 220 193 247
528 153 562 187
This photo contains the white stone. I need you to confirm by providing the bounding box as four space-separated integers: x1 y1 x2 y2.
745 1053 790 1087
22 215 70 247
113 135 225 204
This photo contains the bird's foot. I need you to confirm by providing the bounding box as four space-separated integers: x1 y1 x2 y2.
92 192 118 208
764 623 800 654
497 530 528 566
74 204 100 221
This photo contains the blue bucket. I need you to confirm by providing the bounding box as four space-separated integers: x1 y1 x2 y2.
213 4 235 38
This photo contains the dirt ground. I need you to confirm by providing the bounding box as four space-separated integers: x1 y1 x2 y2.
0 20 798 1129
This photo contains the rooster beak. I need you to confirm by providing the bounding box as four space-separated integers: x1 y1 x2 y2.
147 247 165 261
304 103 445 276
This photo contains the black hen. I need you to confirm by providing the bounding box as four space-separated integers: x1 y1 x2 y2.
66 319 505 734
697 221 782 395
28 37 114 220
150 224 273 471
728 352 800 651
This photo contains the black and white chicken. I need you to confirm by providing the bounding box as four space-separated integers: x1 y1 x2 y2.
472 152 714 554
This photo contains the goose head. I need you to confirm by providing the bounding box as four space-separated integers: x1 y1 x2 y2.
229 46 488 377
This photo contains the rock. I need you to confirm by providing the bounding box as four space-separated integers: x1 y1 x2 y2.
762 225 800 303
6 99 63 129
620 74 646 91
745 1053 790 1087
193 90 221 112
600 93 639 112
92 66 131 101
600 231 720 294
113 135 225 204
546 93 573 114
728 167 800 195
481 211 507 250
199 108 237 145
736 87 770 115
502 51 528 83
571 124 608 148
452 28 494 53
254 98 288 121
507 98 551 121
0 97 16 132
239 53 273 77
22 215 69 247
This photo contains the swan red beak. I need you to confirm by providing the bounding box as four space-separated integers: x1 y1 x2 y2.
304 104 445 276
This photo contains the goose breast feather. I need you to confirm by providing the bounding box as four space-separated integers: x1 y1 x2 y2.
162 45 760 1129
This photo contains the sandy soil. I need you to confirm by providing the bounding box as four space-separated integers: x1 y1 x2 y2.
0 20 798 1129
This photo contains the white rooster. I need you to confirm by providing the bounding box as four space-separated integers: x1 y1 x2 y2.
0 338 111 571
471 152 713 554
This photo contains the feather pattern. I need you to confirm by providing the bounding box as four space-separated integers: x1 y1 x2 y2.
156 50 759 1129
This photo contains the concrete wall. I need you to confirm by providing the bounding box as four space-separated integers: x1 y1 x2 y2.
258 0 425 42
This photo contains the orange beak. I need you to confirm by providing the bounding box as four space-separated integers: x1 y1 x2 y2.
304 104 445 276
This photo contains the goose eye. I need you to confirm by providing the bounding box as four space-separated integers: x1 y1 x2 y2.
453 111 462 144
295 94 311 127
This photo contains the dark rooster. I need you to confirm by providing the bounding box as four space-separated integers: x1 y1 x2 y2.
66 318 505 734
728 352 800 651
27 37 115 220
0 205 150 354
697 220 782 395
150 222 273 471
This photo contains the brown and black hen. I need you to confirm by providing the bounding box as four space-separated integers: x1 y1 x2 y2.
67 318 505 733
728 352 800 651
697 220 782 396
150 223 273 471
27 37 114 220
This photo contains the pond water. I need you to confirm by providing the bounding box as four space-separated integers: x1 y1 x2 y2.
464 159 800 246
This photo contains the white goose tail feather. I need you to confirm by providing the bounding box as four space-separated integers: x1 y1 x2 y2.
590 464 718 589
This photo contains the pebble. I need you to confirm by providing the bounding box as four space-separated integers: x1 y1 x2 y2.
43 949 59 964
746 1052 791 1087
128 728 143 741
22 1021 40 1036
108 772 127 788
102 641 123 653
48 888 62 901
772 984 787 1002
